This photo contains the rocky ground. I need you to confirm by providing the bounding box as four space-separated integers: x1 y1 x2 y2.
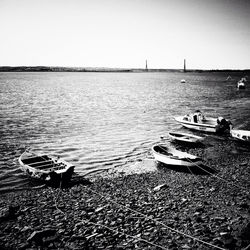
0 137 250 250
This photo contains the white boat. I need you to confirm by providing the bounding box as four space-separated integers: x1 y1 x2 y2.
237 81 245 89
168 132 204 143
175 116 217 133
231 129 250 142
237 78 246 89
175 111 231 134
152 144 202 167
181 79 186 83
19 151 75 183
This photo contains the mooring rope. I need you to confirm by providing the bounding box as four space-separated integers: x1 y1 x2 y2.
158 143 248 192
52 189 170 250
49 148 227 249
186 165 204 187
82 218 169 250
84 186 226 250
184 157 248 192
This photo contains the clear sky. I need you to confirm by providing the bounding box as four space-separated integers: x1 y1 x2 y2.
0 0 249 69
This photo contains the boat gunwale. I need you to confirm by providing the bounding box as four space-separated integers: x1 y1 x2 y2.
175 116 217 128
168 132 204 141
152 144 200 161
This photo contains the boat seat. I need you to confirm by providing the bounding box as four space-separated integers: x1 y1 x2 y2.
36 163 65 171
156 146 172 155
41 165 66 171
27 160 55 168
22 155 50 164
49 165 65 171
34 163 57 170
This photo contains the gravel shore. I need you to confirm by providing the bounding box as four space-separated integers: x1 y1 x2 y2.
0 137 250 250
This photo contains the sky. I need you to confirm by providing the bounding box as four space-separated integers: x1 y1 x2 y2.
0 0 249 70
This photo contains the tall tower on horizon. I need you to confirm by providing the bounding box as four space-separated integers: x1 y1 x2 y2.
145 60 148 71
184 59 186 72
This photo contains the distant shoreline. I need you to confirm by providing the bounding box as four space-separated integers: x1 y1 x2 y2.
0 66 249 73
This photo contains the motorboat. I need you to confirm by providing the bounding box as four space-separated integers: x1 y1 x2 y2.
175 111 231 134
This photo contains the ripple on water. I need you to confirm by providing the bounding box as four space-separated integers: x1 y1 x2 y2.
1 72 250 192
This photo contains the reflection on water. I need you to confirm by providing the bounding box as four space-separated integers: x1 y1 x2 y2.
0 72 250 192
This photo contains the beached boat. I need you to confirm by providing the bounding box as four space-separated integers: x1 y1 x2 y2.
168 132 204 143
19 151 75 183
237 78 246 89
237 81 245 89
231 129 250 142
152 144 202 167
175 111 231 134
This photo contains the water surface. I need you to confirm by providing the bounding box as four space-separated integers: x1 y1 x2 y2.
0 72 249 192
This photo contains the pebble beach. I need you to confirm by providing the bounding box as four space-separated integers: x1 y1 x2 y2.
1 0 250 248
0 137 250 250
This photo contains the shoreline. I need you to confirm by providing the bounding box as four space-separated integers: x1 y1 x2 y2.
0 138 250 249
0 66 249 73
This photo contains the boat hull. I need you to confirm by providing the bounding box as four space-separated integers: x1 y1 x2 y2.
238 85 245 90
168 132 204 143
152 144 202 167
231 129 250 142
175 116 217 133
19 152 75 183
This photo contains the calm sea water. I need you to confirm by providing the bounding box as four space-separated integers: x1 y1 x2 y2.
0 72 250 192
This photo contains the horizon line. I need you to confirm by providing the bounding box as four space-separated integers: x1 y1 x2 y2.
0 65 249 71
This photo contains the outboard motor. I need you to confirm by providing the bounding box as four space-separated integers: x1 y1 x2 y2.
216 117 232 134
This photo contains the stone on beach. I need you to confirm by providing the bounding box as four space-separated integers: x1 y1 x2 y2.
0 139 249 249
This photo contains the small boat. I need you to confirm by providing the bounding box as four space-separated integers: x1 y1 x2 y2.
168 132 204 143
231 129 250 142
181 79 186 83
19 151 75 183
237 81 245 89
175 111 231 134
152 144 202 167
237 78 246 89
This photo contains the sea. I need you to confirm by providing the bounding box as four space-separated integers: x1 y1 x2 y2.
0 71 250 193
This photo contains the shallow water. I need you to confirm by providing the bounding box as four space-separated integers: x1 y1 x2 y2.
0 72 249 192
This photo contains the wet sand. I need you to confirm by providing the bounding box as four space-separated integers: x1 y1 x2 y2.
0 137 249 249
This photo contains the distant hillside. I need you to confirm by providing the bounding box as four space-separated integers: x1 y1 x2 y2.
0 66 249 74
0 66 183 72
0 66 132 72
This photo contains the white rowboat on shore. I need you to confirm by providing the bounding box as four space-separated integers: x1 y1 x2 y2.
168 132 204 143
152 144 202 167
237 77 246 89
231 129 250 142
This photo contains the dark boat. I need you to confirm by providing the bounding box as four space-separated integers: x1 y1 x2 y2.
19 151 75 184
